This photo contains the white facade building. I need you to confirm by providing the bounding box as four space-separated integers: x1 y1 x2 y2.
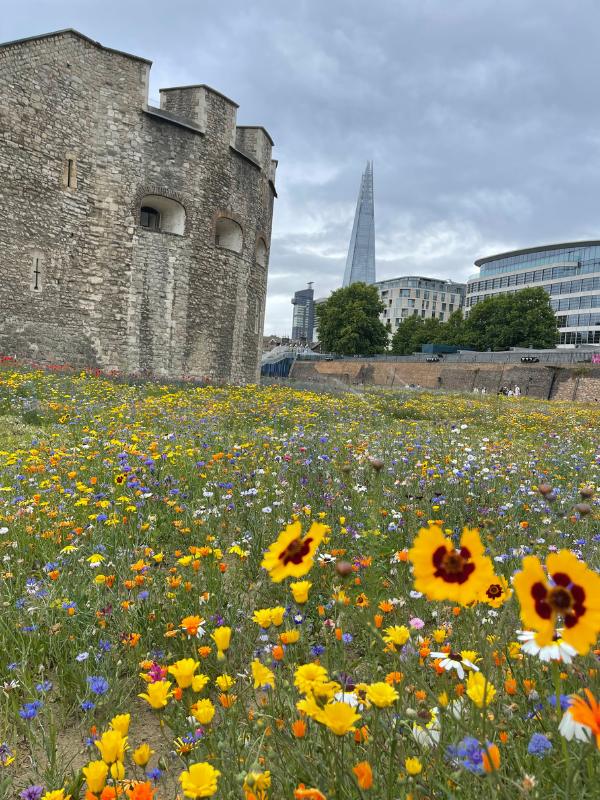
375 276 466 334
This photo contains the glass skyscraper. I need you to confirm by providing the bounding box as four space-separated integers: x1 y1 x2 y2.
466 241 600 346
342 162 376 287
291 283 315 342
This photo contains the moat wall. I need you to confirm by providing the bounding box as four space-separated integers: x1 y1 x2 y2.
290 360 600 402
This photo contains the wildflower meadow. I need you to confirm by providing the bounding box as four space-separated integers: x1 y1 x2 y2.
1 364 600 799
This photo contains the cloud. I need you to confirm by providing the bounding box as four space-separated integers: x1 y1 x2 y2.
5 0 600 335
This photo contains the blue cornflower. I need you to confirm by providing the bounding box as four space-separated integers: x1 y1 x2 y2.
147 767 162 782
87 676 109 695
19 700 42 720
446 737 485 774
311 645 326 656
528 733 552 757
36 681 52 692
97 640 112 652
80 700 95 712
342 633 353 644
19 787 44 800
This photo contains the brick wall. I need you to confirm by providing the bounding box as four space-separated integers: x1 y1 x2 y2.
290 360 600 402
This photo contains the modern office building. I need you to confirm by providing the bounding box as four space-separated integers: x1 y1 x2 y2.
291 283 315 342
466 241 600 346
343 162 376 287
375 276 466 334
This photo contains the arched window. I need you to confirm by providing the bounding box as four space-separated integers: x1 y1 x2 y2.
215 218 243 253
139 195 186 235
256 238 268 267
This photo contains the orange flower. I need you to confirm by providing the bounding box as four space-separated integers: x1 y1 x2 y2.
272 645 285 661
499 731 508 744
180 615 204 637
482 743 501 772
126 783 155 800
385 671 403 685
373 614 383 629
414 690 427 702
570 689 600 747
294 785 326 800
504 679 517 696
219 693 237 708
353 761 373 789
291 719 307 738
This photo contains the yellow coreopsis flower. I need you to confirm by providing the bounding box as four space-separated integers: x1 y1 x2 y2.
366 681 399 708
211 626 231 659
110 761 125 781
466 672 497 708
252 609 272 628
513 550 600 654
179 761 221 798
382 625 410 649
95 729 127 764
405 757 423 776
251 659 275 689
317 701 361 735
191 698 216 725
261 521 329 582
82 760 108 794
280 629 300 645
132 743 154 767
408 524 495 605
138 680 173 709
294 663 329 695
168 658 199 689
290 580 312 604
216 674 234 692
41 792 71 800
192 673 210 692
269 606 286 626
109 713 130 736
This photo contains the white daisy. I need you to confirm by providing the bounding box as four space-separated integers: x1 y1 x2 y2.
429 651 479 680
517 630 577 664
559 706 593 743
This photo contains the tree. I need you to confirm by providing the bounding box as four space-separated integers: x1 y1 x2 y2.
441 309 466 345
316 283 389 355
463 287 558 350
391 315 445 354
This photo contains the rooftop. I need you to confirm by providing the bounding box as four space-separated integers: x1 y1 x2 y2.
475 240 600 267
0 28 152 64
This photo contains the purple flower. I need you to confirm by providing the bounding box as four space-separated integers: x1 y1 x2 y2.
20 786 44 800
87 676 109 695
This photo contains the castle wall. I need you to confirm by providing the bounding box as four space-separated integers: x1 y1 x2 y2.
0 30 275 382
289 359 600 402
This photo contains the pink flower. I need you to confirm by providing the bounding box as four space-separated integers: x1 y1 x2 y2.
409 617 425 629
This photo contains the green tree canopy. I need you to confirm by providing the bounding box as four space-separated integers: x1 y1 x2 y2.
391 315 443 355
316 282 389 355
463 287 558 350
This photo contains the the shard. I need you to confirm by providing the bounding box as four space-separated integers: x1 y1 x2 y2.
342 161 376 287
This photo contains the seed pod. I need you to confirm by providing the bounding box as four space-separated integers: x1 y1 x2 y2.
538 483 553 496
580 486 595 499
574 503 592 516
335 560 354 577
368 456 384 471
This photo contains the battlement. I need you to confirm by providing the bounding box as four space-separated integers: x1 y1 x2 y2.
159 85 239 146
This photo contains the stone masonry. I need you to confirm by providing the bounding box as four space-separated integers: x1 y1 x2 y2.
0 29 277 382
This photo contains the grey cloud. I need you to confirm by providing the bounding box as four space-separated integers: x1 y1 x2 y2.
4 0 600 334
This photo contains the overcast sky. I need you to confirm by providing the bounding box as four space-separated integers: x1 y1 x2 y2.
4 1 600 334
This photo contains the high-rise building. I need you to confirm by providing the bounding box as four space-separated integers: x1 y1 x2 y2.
343 162 376 287
375 276 466 334
466 241 600 346
291 283 315 342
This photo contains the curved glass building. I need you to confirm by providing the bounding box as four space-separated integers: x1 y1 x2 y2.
466 241 600 346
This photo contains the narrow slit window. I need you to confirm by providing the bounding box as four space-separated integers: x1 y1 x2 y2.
67 159 74 187
30 254 43 293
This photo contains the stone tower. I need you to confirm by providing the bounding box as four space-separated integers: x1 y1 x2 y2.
0 29 277 382
342 161 376 287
